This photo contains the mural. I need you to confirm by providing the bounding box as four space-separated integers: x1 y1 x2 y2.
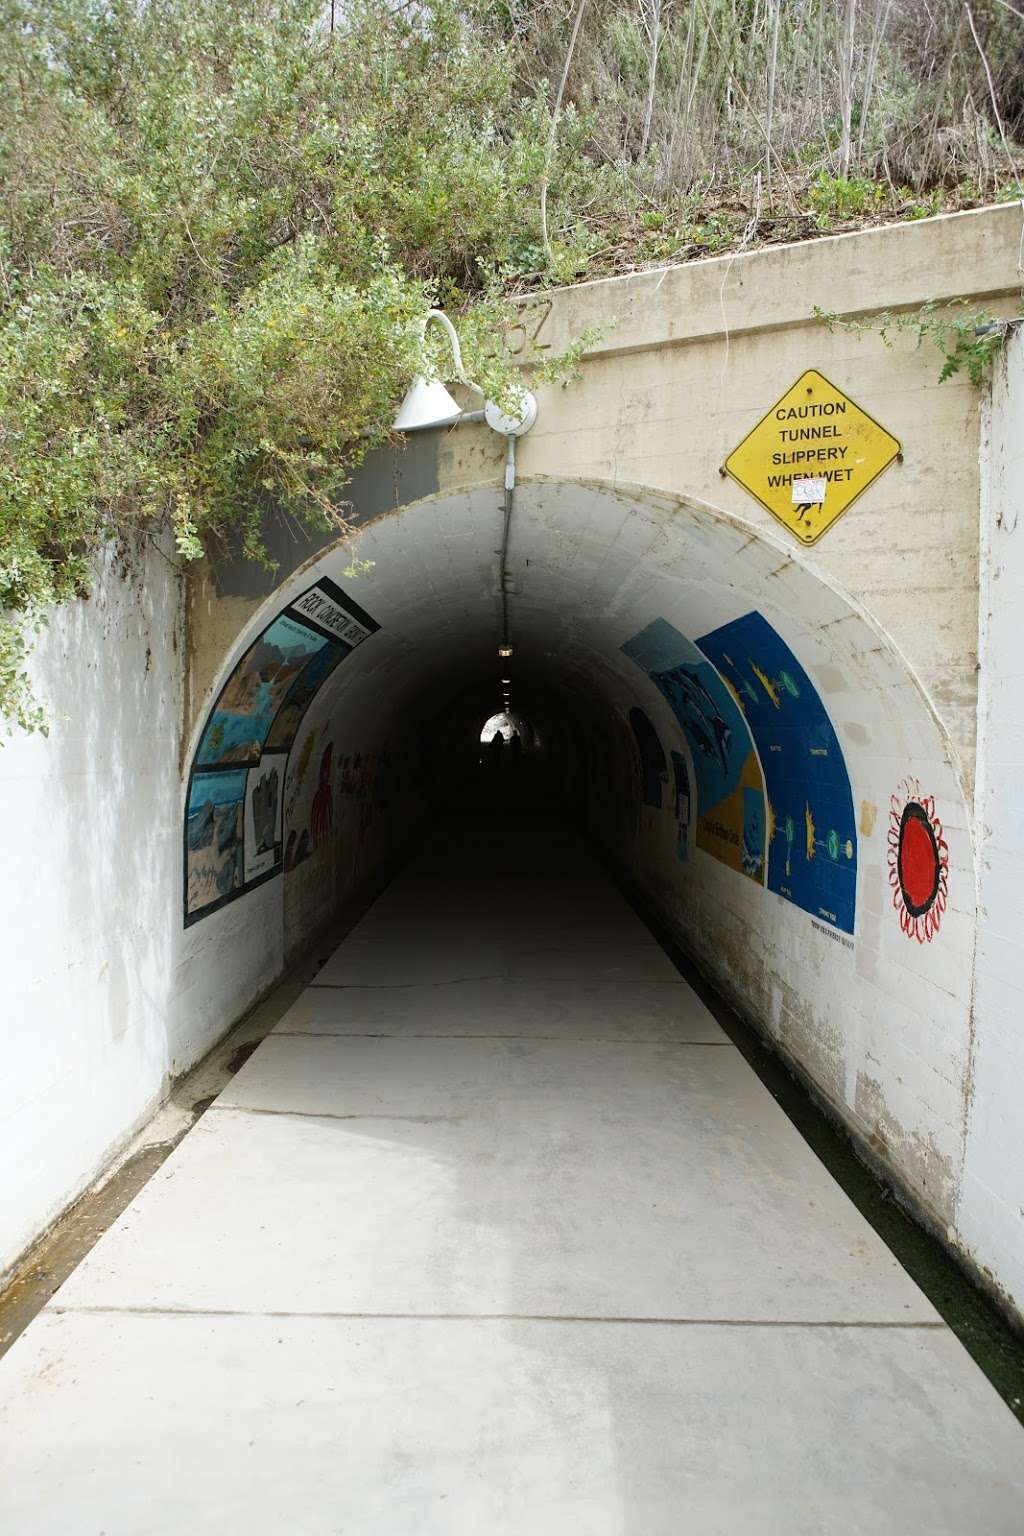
196 615 331 769
279 740 395 876
622 618 766 883
698 610 857 935
185 576 379 925
623 609 857 933
185 770 246 913
264 642 348 754
629 707 668 808
888 778 949 942
243 753 286 883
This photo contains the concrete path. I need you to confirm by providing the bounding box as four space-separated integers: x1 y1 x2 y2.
1 810 1022 1532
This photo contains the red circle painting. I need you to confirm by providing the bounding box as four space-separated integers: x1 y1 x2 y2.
887 778 949 942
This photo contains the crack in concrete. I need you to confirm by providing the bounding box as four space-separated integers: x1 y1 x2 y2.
309 977 687 990
208 1105 466 1125
271 1031 735 1045
47 1303 949 1330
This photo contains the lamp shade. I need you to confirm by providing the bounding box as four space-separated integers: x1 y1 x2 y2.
393 376 462 432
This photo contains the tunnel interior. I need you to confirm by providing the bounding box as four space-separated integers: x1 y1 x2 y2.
184 476 972 1230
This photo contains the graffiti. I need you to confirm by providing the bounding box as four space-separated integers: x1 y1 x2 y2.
670 750 690 860
184 577 379 925
622 619 766 883
629 707 668 808
310 743 335 849
280 743 392 876
698 610 857 935
336 749 391 837
888 779 949 942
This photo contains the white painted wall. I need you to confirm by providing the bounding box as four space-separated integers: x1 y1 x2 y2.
959 330 1024 1319
0 539 185 1276
0 533 427 1278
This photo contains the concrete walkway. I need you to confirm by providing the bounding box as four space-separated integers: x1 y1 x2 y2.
1 804 1022 1532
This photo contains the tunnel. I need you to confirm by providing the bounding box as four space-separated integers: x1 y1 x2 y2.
182 474 970 1236
4 472 1020 1530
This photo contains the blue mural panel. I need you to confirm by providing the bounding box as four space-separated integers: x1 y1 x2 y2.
622 619 766 883
697 611 856 934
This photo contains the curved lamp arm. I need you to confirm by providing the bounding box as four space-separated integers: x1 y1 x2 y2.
424 309 485 399
394 307 536 437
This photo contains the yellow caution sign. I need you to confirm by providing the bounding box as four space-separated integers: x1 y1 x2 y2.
724 369 901 545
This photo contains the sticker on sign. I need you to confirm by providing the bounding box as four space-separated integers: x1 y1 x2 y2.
792 477 826 505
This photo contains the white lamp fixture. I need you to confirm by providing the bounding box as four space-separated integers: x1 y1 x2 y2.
393 309 537 437
392 377 462 433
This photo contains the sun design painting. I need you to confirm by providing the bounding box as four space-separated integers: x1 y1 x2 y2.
887 778 949 942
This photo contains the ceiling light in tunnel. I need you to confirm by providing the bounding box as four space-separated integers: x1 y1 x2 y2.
501 677 510 684
498 644 513 658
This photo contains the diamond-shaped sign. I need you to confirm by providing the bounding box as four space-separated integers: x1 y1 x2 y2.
724 369 901 545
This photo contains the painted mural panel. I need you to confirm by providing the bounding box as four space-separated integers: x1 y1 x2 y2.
196 614 330 769
888 777 948 942
244 753 287 882
697 610 857 934
622 619 766 882
185 770 246 915
264 640 347 754
185 576 380 924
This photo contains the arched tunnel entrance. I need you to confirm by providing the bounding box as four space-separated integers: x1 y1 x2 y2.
183 475 971 1241
7 477 1019 1530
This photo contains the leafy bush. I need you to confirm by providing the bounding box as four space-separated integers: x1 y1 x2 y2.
0 0 598 729
809 173 886 227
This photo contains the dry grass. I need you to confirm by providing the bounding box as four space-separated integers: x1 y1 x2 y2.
478 0 1023 278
